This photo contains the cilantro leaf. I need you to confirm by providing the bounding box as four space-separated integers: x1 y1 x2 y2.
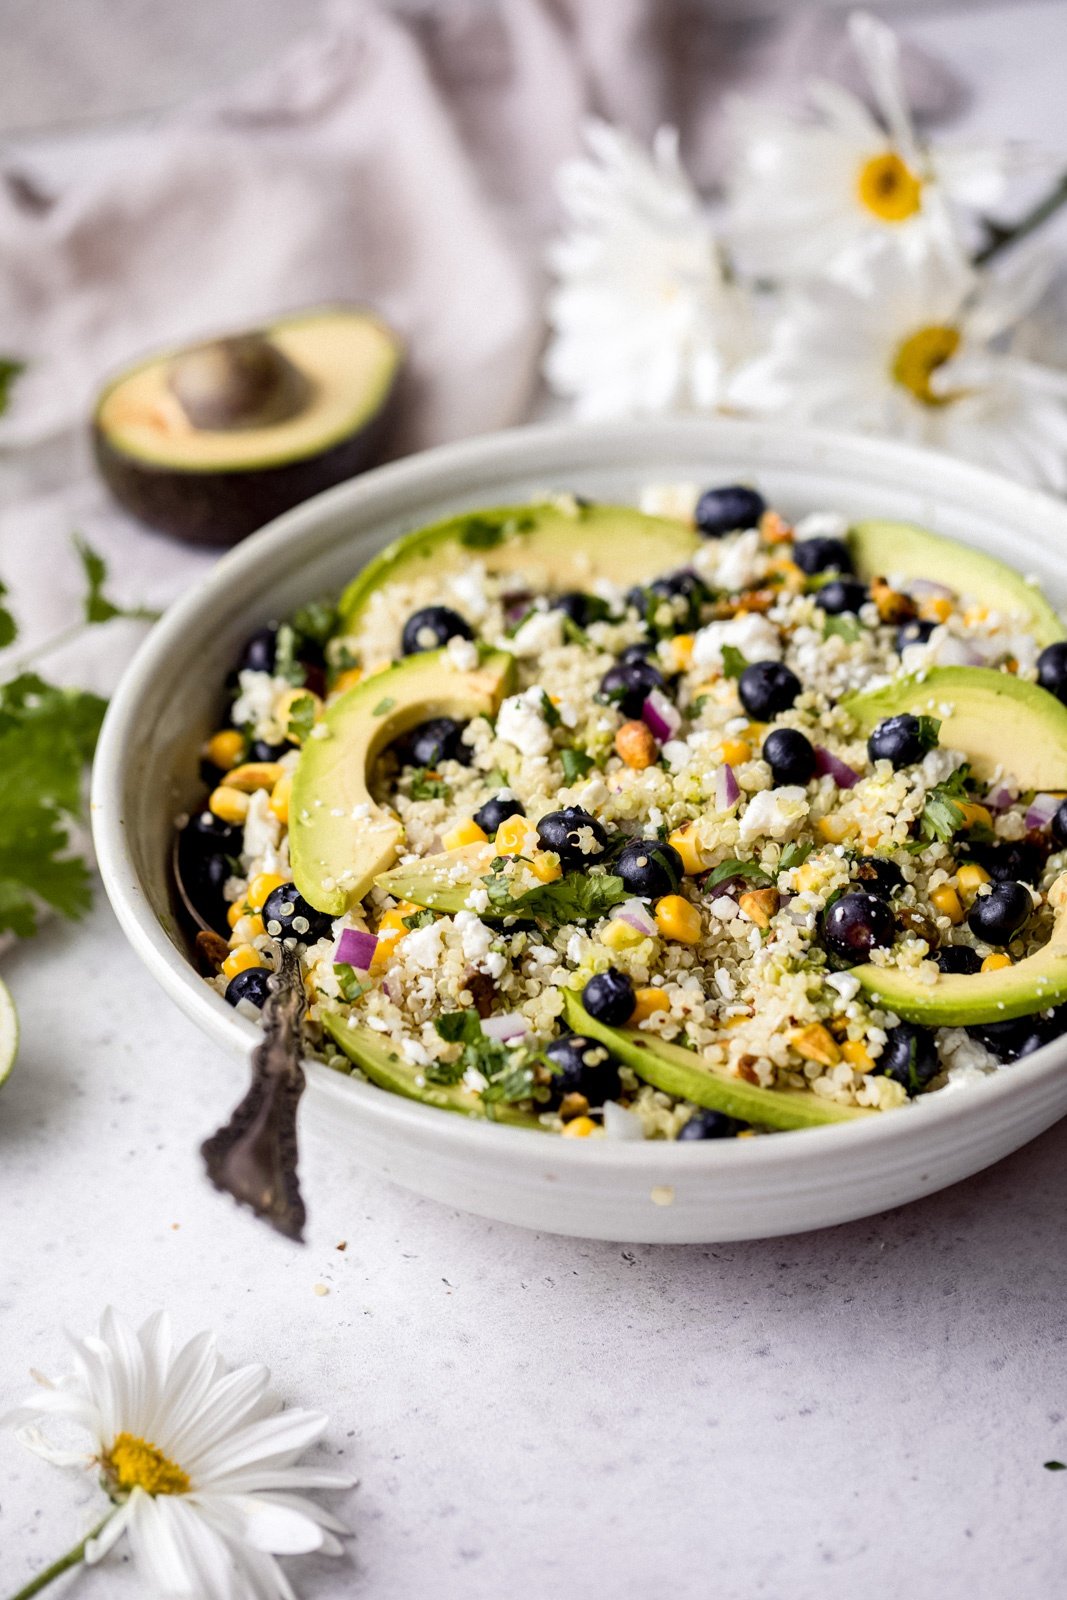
823 615 861 642
721 644 748 680
561 748 594 784
290 600 338 649
459 516 507 550
539 690 561 728
409 768 451 802
286 692 317 744
918 764 972 843
0 358 24 417
509 871 629 927
75 537 160 626
431 1010 537 1108
704 858 772 890
334 963 370 1002
402 908 436 931
915 715 942 752
779 841 813 873
0 579 16 652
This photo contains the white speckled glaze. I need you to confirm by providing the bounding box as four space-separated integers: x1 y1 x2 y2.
91 418 1067 1242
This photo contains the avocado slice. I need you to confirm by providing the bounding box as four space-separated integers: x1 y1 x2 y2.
855 873 1067 1025
290 649 515 916
376 844 497 914
339 501 701 634
93 306 402 547
321 1012 544 1128
841 666 1067 788
562 994 872 1131
848 519 1064 646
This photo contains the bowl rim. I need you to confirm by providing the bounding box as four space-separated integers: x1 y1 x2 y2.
91 414 1067 1171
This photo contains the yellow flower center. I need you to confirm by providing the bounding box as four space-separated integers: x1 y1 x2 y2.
857 151 923 222
103 1432 190 1497
891 323 963 407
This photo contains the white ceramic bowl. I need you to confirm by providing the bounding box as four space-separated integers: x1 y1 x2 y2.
93 418 1067 1243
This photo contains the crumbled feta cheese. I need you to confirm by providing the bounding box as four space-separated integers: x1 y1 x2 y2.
509 610 563 658
707 529 763 593
242 787 281 862
448 568 490 622
446 635 479 672
401 922 445 970
921 746 965 786
738 786 808 845
692 613 782 672
793 511 848 541
496 688 554 757
231 670 290 739
825 972 861 1003
639 482 699 522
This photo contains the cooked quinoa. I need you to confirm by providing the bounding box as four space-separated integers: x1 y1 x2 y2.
176 484 1067 1141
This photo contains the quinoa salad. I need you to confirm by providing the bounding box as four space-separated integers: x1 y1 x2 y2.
174 483 1067 1142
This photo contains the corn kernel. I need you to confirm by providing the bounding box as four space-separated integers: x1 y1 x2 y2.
442 818 488 851
495 815 536 855
668 824 705 875
222 761 284 794
371 904 415 971
209 785 250 824
246 872 288 911
269 770 292 824
602 920 645 951
956 862 991 902
226 900 246 929
561 1115 598 1139
654 895 702 944
789 1023 841 1067
963 604 989 626
745 722 769 743
529 851 562 884
720 737 752 766
204 729 245 771
632 986 670 1023
331 667 363 696
795 861 821 894
958 802 992 831
816 814 853 844
982 952 1013 972
918 595 953 624
842 1038 875 1072
668 633 695 671
222 944 264 981
228 913 265 948
930 884 964 924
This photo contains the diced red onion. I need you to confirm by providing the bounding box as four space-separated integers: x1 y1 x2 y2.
907 578 955 600
617 898 657 937
335 927 378 970
642 689 681 742
716 763 740 810
481 1012 528 1042
985 783 1016 813
815 745 859 790
1026 792 1062 830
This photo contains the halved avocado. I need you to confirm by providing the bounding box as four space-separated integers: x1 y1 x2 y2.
289 649 514 916
848 519 1065 646
339 501 701 634
377 844 497 914
841 667 1067 788
322 1012 544 1127
563 994 872 1131
855 874 1067 1025
93 306 402 547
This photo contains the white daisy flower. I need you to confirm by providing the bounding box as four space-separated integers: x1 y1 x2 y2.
725 11 1035 287
729 243 1067 492
544 119 752 419
5 1308 352 1599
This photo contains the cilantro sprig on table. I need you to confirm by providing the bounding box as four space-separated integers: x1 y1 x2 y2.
0 538 156 939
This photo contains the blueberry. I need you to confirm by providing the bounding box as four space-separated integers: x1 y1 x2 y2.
582 968 636 1025
238 625 278 673
615 839 683 899
536 807 608 867
1036 642 1067 704
406 717 471 768
738 660 802 721
178 846 233 934
224 967 274 1010
678 1110 744 1140
552 592 597 627
868 713 933 769
969 840 1046 886
182 811 240 857
967 880 1032 946
762 727 816 786
967 1009 1065 1062
598 656 665 718
401 605 473 656
694 484 766 539
852 856 904 899
1053 799 1067 850
793 537 853 576
818 578 868 616
821 892 896 961
874 1023 940 1096
247 738 290 763
545 1033 621 1105
618 641 655 664
628 570 706 630
936 944 982 975
896 618 936 653
262 882 334 944
474 794 525 837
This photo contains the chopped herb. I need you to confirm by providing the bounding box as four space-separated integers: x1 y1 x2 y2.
509 871 629 927
432 1009 537 1108
409 768 451 801
328 642 359 680
561 747 594 784
272 623 306 687
459 516 507 550
561 615 590 648
484 767 510 790
333 963 370 1002
402 908 436 931
823 614 861 643
918 764 972 843
539 690 561 728
286 691 317 744
291 599 338 648
915 714 942 751
0 357 25 416
690 694 710 716
75 537 160 626
372 696 396 717
721 644 748 680
704 858 772 890
779 841 813 873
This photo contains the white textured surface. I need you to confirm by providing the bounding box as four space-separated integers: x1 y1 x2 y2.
4 1 1067 1594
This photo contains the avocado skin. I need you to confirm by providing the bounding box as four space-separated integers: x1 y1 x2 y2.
92 384 400 548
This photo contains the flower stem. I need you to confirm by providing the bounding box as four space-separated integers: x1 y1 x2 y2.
6 1514 113 1600
974 170 1067 267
